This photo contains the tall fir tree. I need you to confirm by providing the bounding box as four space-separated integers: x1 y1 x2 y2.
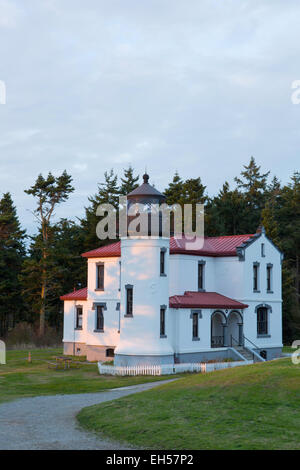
119 165 139 195
0 193 26 337
24 171 74 334
234 156 270 232
80 169 119 251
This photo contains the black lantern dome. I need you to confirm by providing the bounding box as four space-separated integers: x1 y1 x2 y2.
127 173 165 204
126 173 166 237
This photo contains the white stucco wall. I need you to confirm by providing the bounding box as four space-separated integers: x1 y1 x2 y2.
63 232 282 358
115 237 174 357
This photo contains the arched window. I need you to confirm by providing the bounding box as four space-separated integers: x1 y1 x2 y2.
257 307 268 335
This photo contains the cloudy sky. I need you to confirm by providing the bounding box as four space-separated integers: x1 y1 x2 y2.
0 0 299 234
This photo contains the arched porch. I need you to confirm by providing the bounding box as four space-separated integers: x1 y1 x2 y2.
227 310 243 346
211 311 227 348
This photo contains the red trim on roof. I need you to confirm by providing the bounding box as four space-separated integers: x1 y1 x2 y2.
81 234 254 259
169 291 248 309
60 287 87 301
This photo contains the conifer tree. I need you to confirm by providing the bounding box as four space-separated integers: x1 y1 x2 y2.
119 165 139 195
24 171 74 334
80 169 119 250
0 193 26 336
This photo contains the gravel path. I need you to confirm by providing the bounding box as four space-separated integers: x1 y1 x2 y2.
0 380 173 450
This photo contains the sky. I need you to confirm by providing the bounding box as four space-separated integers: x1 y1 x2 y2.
0 0 299 235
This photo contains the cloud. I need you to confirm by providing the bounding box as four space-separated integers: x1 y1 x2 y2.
0 0 299 234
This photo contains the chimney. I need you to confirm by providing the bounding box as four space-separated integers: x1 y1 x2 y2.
256 225 265 234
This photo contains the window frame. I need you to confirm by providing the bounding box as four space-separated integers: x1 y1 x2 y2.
75 305 83 330
160 248 167 276
253 262 260 292
125 284 133 317
160 306 167 337
257 307 268 336
261 243 265 257
198 261 206 292
267 263 273 292
96 262 104 291
192 312 200 340
95 305 104 332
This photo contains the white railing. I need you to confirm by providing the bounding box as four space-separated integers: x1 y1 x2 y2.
98 360 253 376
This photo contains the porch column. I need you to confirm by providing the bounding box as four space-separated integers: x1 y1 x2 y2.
238 324 243 346
223 324 228 347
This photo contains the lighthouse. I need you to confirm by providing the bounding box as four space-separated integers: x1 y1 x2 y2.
114 173 174 366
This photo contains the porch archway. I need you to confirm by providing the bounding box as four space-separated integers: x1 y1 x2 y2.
211 311 227 348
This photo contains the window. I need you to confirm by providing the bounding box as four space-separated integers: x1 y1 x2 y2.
106 348 115 358
96 263 104 290
192 312 199 339
75 306 83 329
96 305 104 331
261 243 265 257
198 261 205 291
126 285 133 316
257 307 268 335
160 307 166 337
253 263 259 291
267 264 273 292
160 249 166 276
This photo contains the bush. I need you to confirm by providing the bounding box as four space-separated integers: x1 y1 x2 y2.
5 322 62 349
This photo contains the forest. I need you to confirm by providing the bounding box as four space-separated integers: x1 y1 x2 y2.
0 157 299 345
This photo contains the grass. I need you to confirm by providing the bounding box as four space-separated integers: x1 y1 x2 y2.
0 348 176 404
77 358 300 450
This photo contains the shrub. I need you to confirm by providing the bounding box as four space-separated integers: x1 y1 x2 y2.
5 322 62 349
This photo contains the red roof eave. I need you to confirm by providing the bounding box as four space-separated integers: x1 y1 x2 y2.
60 287 87 301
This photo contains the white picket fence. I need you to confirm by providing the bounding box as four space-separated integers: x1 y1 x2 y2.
98 360 253 376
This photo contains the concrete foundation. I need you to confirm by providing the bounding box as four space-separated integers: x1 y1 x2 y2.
63 342 115 362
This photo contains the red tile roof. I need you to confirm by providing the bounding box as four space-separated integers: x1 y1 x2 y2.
60 287 87 301
169 291 248 309
82 241 121 258
81 234 254 258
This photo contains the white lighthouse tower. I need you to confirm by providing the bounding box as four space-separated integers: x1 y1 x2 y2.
114 173 174 366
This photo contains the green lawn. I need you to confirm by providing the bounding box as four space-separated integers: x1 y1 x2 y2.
77 358 300 450
0 348 175 404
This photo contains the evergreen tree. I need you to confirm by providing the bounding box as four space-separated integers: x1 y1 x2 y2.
0 193 26 337
119 165 139 195
206 182 247 236
24 171 74 334
80 169 119 251
164 172 185 206
234 157 270 232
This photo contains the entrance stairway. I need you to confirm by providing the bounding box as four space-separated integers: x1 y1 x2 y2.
233 346 256 361
230 335 265 363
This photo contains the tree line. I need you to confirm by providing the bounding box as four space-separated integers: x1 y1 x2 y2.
0 159 299 344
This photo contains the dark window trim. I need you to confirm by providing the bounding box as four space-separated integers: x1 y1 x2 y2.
266 263 273 293
95 304 104 332
75 305 83 330
261 243 265 257
198 260 206 292
160 248 167 276
160 305 167 338
253 262 260 292
191 309 201 340
125 284 133 317
96 262 104 291
256 304 271 337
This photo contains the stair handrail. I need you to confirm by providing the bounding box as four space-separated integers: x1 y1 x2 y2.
230 335 240 347
243 334 265 362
